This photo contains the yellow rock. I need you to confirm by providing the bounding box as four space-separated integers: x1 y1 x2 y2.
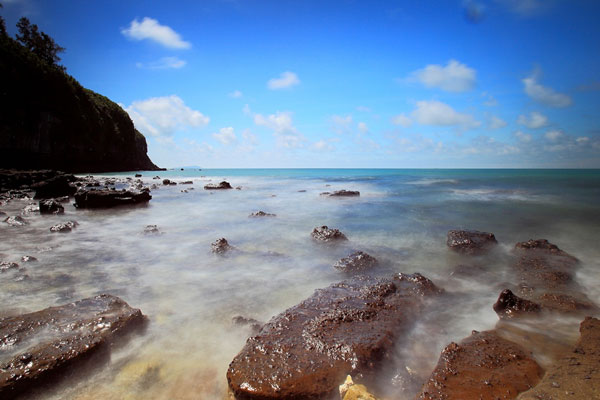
343 384 378 400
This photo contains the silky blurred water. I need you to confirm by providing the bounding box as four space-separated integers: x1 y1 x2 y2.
1 169 599 399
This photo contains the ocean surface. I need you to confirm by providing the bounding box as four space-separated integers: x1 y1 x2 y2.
1 169 599 399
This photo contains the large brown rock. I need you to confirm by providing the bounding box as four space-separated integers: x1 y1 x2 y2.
518 317 600 399
0 294 146 399
446 230 497 254
493 289 542 319
417 330 543 400
227 273 442 399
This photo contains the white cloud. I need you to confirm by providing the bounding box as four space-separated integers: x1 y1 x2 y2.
267 71 300 90
514 130 532 143
391 113 412 127
517 111 548 129
482 92 498 106
576 136 590 144
124 95 209 137
136 57 186 70
312 140 335 152
409 60 476 92
411 100 480 129
489 115 507 129
545 130 564 141
357 122 369 134
229 90 243 98
356 106 371 112
121 17 191 49
242 129 258 145
522 71 572 107
330 115 353 134
497 0 547 16
254 111 305 148
212 127 237 145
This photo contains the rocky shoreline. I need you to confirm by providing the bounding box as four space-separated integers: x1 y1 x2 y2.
0 172 598 399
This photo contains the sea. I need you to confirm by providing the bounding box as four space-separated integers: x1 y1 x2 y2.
1 168 599 399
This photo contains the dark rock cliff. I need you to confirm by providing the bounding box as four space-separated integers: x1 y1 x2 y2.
0 34 160 172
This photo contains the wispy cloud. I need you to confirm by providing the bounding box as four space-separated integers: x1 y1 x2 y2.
136 57 186 70
254 111 305 148
408 60 476 92
488 115 507 129
517 111 548 129
229 90 243 98
545 129 564 141
122 17 191 49
496 0 550 16
522 70 572 107
514 130 532 143
212 127 237 145
391 113 412 127
330 115 353 134
357 122 369 134
267 71 300 90
123 95 209 137
411 100 480 129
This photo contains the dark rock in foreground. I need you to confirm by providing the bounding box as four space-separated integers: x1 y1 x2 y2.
32 175 77 199
74 189 151 208
447 229 497 254
0 294 146 399
204 181 233 190
227 273 442 399
39 199 64 214
4 216 28 226
311 225 348 242
518 317 600 399
493 289 541 319
417 330 543 399
333 251 378 273
249 211 276 217
211 238 233 254
49 220 78 233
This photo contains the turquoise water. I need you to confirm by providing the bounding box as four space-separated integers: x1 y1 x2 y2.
1 169 599 399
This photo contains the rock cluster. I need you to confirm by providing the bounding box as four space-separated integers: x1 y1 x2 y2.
204 181 233 190
311 225 348 242
446 229 497 254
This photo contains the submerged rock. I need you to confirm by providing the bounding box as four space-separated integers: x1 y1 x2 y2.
417 330 543 399
0 294 146 399
49 220 78 233
518 317 600 399
204 181 233 190
143 225 161 235
181 181 193 185
333 251 378 273
249 211 276 217
4 216 28 226
232 316 263 336
74 189 151 208
0 261 19 272
311 225 348 242
32 175 77 199
329 190 361 197
493 289 541 319
20 203 39 215
446 229 497 254
227 273 442 399
39 199 64 214
211 238 233 254
20 256 37 263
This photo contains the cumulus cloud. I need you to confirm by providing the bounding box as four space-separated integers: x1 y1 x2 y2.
514 130 532 143
409 60 476 92
124 95 209 137
522 71 572 107
517 111 548 129
267 71 300 90
545 130 564 141
411 100 480 129
391 113 412 127
121 17 191 49
212 127 237 145
489 115 507 129
254 111 305 148
229 90 243 98
136 57 186 70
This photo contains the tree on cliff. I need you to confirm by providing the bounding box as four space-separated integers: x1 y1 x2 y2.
15 17 65 71
0 4 6 37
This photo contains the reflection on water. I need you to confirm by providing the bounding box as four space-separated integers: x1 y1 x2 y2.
0 170 599 399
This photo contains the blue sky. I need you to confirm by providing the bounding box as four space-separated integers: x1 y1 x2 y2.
3 0 600 168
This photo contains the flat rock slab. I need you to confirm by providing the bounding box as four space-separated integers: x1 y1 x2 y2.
417 330 543 400
227 273 442 399
518 317 600 400
447 230 497 254
74 189 151 208
0 294 146 399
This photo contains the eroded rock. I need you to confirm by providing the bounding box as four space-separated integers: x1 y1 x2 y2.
417 330 543 400
32 175 77 199
311 225 348 242
333 251 378 273
4 216 28 226
204 181 232 190
39 199 64 214
227 273 442 399
74 189 151 208
232 316 263 336
249 211 276 217
0 294 146 399
49 220 78 233
143 225 161 235
493 289 542 319
446 230 497 254
211 238 232 254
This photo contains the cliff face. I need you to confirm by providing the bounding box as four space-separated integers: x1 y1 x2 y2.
0 35 160 172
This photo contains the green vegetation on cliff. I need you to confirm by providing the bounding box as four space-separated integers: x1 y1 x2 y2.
0 13 160 172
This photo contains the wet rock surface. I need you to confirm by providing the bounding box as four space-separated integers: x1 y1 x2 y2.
0 294 146 399
49 220 79 233
211 238 233 254
143 225 162 235
311 225 348 242
74 188 151 208
249 211 276 217
3 216 28 226
38 199 64 214
321 190 361 197
32 174 77 199
446 230 497 254
518 317 600 400
333 251 378 273
204 181 233 190
232 316 263 336
227 273 442 399
417 330 543 400
493 289 542 319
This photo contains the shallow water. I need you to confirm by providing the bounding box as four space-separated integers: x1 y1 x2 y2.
1 169 599 399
